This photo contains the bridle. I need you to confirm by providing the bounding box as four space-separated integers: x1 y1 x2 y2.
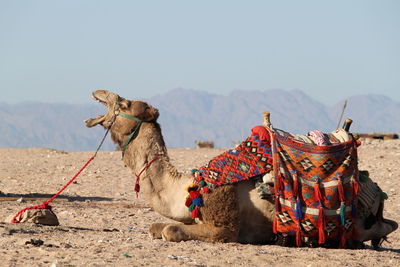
112 98 143 156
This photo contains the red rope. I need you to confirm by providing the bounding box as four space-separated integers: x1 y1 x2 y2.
134 156 159 198
11 156 95 223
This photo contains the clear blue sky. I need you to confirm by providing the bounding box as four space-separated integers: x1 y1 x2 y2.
0 0 399 105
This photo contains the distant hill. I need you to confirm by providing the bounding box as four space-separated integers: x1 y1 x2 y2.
0 89 399 151
0 102 116 151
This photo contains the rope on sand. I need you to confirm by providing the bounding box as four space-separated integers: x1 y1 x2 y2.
11 128 111 223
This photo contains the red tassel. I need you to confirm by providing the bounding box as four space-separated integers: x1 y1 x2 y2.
279 174 285 191
273 217 278 234
134 183 140 193
134 183 140 198
203 187 210 194
318 207 326 244
296 225 302 247
274 175 281 193
340 229 346 248
338 179 345 202
293 172 299 198
275 196 281 213
191 206 200 218
352 179 359 196
355 140 361 147
314 183 323 203
185 197 192 207
189 190 201 199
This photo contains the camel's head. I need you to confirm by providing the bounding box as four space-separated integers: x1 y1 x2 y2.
85 90 159 139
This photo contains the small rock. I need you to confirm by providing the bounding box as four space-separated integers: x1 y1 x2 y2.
167 255 193 261
25 238 44 246
17 197 26 203
7 208 60 226
62 243 72 248
103 228 119 232
168 255 178 260
44 243 59 248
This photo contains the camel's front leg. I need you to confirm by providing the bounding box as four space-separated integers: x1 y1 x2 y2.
161 223 238 243
149 223 170 239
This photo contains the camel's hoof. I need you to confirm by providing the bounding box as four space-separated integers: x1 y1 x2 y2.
148 223 167 239
149 232 158 240
161 225 188 242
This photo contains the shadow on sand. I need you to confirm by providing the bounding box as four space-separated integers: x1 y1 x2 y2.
0 192 114 202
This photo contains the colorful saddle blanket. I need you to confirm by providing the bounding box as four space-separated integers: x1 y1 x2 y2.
189 126 359 247
271 130 359 246
196 134 274 188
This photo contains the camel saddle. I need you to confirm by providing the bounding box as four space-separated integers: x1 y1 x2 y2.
192 126 360 247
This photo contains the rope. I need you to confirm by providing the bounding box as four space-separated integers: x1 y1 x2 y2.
93 127 111 158
11 128 110 223
134 156 159 198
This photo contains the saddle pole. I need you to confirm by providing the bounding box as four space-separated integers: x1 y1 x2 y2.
342 118 353 132
262 111 271 128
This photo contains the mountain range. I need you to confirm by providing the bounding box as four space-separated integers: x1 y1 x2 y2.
0 89 399 151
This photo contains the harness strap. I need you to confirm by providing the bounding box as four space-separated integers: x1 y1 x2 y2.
117 111 143 156
118 112 142 122
134 156 159 198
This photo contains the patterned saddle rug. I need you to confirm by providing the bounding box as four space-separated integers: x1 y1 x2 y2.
196 133 273 188
270 128 359 247
187 125 360 247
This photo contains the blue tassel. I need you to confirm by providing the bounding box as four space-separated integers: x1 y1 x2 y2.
192 197 203 206
340 202 346 226
295 197 303 221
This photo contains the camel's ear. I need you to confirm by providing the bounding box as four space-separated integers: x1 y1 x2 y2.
119 99 131 109
148 106 159 121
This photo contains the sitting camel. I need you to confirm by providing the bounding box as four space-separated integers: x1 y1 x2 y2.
85 90 397 248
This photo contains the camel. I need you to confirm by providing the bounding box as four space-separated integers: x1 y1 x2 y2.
195 140 214 149
85 90 397 248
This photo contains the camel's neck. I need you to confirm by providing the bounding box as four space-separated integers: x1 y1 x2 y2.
120 122 193 223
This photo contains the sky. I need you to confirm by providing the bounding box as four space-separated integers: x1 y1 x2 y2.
0 0 399 105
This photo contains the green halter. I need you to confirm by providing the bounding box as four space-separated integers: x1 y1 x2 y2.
114 100 143 156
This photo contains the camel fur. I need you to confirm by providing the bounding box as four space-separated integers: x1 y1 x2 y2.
85 90 397 247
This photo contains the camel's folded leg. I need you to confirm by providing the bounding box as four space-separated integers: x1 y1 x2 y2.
149 223 170 239
160 223 238 243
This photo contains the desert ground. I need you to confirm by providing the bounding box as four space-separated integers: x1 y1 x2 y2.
0 139 399 267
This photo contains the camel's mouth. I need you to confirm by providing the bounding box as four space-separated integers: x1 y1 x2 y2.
85 90 117 128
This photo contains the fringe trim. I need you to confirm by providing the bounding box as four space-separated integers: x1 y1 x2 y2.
314 182 324 202
340 228 346 248
318 207 326 244
296 227 302 247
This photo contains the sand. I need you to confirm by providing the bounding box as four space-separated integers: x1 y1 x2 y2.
0 140 399 266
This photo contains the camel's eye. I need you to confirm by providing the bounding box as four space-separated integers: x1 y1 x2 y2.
119 100 131 109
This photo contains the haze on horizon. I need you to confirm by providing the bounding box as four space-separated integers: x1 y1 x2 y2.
0 0 399 105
